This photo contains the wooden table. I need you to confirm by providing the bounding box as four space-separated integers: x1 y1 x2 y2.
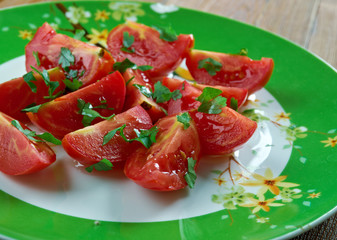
0 0 336 239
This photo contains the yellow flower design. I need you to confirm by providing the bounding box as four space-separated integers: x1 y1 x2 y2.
321 136 337 148
18 30 33 40
308 192 321 199
274 112 291 121
95 10 110 22
240 168 299 196
240 195 284 213
87 29 108 48
213 177 226 186
65 6 91 24
233 170 249 181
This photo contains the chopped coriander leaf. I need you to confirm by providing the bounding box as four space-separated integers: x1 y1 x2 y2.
184 157 197 189
153 25 177 42
230 98 238 111
30 66 60 99
133 126 159 149
133 84 153 98
58 47 75 69
23 71 37 93
85 158 113 173
67 69 78 79
177 112 191 129
77 99 115 127
21 103 42 113
11 120 61 145
103 124 126 145
102 125 158 149
74 29 86 40
196 87 227 114
113 58 153 73
198 58 222 76
238 48 248 56
125 76 135 86
63 78 83 91
121 32 135 53
32 51 41 66
152 82 182 103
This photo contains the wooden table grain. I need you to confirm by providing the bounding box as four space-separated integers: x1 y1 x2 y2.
0 0 336 239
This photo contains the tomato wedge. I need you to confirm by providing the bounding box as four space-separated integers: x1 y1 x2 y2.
27 71 126 139
107 21 194 80
186 49 274 94
25 22 114 87
162 77 248 109
123 69 166 122
0 68 66 122
62 106 153 167
0 112 56 175
124 114 200 191
165 81 257 155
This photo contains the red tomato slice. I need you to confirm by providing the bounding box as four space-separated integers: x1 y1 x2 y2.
0 68 66 122
62 106 153 167
189 109 257 155
0 112 56 175
165 81 257 155
25 22 114 87
107 21 194 80
162 77 248 109
123 69 166 122
27 71 126 139
186 49 274 94
124 114 200 191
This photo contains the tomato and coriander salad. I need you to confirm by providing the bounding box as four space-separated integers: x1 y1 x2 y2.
0 21 273 191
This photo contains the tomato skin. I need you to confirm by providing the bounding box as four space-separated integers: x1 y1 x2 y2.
122 69 166 123
189 109 257 155
186 49 274 94
165 81 257 155
0 112 56 175
0 68 66 123
27 71 126 139
25 22 114 87
62 106 153 166
107 21 194 80
162 77 248 110
124 114 200 191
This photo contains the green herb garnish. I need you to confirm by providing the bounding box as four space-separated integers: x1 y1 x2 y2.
121 31 135 53
21 103 42 113
23 71 37 93
177 112 191 129
32 51 41 66
85 158 113 173
58 47 75 70
63 78 83 91
184 157 197 189
77 99 115 127
11 120 61 145
153 25 177 42
198 58 222 76
113 58 153 73
230 98 238 111
196 87 227 114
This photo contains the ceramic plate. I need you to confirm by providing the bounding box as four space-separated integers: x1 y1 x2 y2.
0 1 336 239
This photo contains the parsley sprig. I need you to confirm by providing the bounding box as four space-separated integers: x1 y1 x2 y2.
177 112 191 129
153 25 177 42
77 99 115 127
85 158 113 173
198 58 222 76
113 58 153 73
58 47 75 70
121 32 135 53
11 120 61 145
196 87 227 114
103 125 159 149
184 157 197 189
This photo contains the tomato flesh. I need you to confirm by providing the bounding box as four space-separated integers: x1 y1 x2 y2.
27 71 126 139
165 81 257 154
124 114 200 191
0 68 66 122
186 49 274 94
123 69 166 122
107 21 194 80
162 77 248 110
25 22 114 87
62 106 153 167
0 112 56 175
